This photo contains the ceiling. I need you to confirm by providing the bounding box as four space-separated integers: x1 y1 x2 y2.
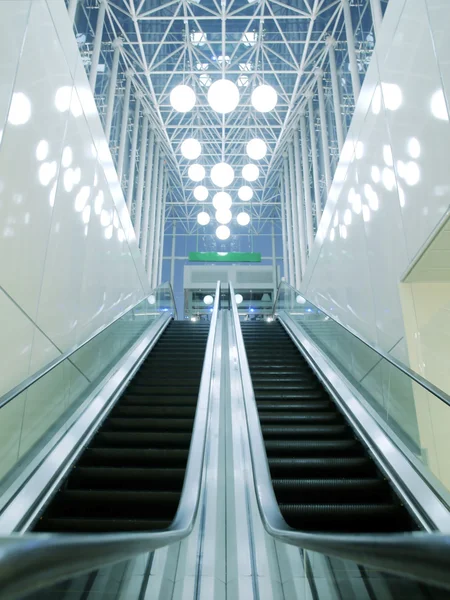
75 0 375 237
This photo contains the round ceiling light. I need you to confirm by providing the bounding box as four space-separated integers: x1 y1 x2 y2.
203 294 214 305
237 211 250 226
197 211 210 226
246 138 267 160
216 208 232 225
211 162 234 187
188 163 205 182
208 79 239 114
194 185 208 201
238 185 253 201
216 225 231 240
212 191 232 210
181 138 201 160
242 163 259 182
296 295 306 305
251 84 277 112
235 293 243 305
170 84 196 113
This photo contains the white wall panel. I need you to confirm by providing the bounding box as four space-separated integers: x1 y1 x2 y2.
301 0 450 367
0 0 150 397
378 0 450 260
0 2 31 150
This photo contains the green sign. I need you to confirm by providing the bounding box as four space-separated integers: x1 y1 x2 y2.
189 252 261 263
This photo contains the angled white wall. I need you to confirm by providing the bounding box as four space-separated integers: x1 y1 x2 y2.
0 0 150 397
301 0 450 369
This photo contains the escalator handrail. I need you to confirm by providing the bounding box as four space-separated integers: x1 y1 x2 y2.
0 281 177 412
0 281 221 600
229 281 450 591
273 280 450 410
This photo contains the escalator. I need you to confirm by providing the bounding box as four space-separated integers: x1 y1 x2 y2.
240 320 417 534
33 320 210 534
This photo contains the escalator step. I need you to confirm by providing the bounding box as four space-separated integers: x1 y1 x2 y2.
48 490 180 519
257 401 331 411
259 413 341 424
255 390 326 400
264 439 363 457
272 478 388 503
79 447 189 468
35 518 172 533
121 395 198 407
101 417 194 433
268 457 376 477
262 425 350 438
124 385 200 396
68 467 186 491
91 432 193 448
110 405 196 418
279 503 408 533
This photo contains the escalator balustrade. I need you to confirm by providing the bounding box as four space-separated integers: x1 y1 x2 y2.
241 320 417 534
34 321 209 534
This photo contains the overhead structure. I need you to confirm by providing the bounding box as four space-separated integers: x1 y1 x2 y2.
74 0 380 255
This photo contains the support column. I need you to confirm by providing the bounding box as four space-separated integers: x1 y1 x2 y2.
146 148 162 280
170 222 176 289
370 0 383 38
307 95 322 225
104 38 122 143
126 95 141 213
117 71 132 183
151 158 165 288
288 142 302 288
133 114 149 243
89 0 107 92
300 114 314 250
283 155 295 286
327 38 345 153
68 0 79 24
271 221 277 300
342 0 361 103
293 129 307 276
280 179 288 281
140 131 156 256
157 173 168 286
316 70 332 192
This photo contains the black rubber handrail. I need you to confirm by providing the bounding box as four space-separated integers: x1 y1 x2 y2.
0 281 220 600
273 281 450 409
0 282 177 412
230 281 450 592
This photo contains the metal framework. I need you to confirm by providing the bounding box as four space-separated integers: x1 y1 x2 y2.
70 0 383 250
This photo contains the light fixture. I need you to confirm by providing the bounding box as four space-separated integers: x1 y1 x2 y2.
211 162 234 187
203 294 214 305
216 225 230 240
197 211 210 226
242 32 258 47
194 185 208 201
212 191 232 210
170 84 196 113
251 84 277 112
238 186 253 201
235 294 243 304
242 163 259 182
188 164 205 182
181 138 201 160
296 295 306 305
216 208 232 224
8 92 32 125
237 212 250 226
148 295 156 305
246 138 267 160
208 79 239 114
